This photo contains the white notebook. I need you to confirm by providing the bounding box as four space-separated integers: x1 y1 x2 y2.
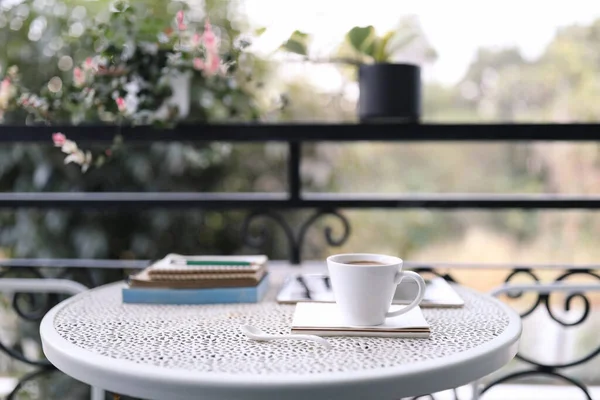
277 275 463 308
291 302 430 338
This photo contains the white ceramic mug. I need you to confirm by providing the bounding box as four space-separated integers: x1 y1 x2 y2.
327 253 426 326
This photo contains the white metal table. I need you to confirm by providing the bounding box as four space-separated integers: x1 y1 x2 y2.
40 266 521 400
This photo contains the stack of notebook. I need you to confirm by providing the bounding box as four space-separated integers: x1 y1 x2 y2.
122 254 269 304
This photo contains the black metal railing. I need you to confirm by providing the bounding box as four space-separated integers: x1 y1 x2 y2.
2 123 600 213
0 122 599 399
2 122 600 142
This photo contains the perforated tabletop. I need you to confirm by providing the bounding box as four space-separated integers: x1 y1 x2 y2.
41 265 521 400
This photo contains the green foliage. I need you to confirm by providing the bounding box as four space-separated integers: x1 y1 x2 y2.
345 25 419 63
347 26 377 57
2 3 600 269
280 30 310 56
0 0 271 172
5 1 264 127
254 27 267 37
374 30 395 62
280 17 434 65
0 0 279 260
384 32 419 60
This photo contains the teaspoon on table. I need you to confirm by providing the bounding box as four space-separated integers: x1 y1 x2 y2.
239 325 332 350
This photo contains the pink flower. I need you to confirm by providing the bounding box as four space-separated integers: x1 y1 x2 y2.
176 10 186 31
52 133 66 147
205 53 221 76
193 54 221 76
191 33 201 47
193 57 205 71
73 67 85 87
51 133 94 172
116 97 126 112
0 79 11 109
0 78 10 92
105 149 112 157
83 57 96 71
193 53 224 77
202 19 217 51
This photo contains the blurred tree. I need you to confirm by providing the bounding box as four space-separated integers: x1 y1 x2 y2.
325 17 600 262
451 20 600 251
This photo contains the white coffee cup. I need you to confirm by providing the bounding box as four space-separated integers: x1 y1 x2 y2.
327 253 426 326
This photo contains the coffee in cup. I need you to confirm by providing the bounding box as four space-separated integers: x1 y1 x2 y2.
345 260 388 266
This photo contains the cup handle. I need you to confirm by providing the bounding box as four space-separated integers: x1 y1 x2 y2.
385 271 426 318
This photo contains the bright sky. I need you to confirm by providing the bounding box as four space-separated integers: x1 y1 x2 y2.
243 0 600 86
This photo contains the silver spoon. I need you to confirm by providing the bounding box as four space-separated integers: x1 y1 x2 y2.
240 325 332 349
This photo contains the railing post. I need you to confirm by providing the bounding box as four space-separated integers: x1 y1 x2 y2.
289 141 302 264
288 142 301 203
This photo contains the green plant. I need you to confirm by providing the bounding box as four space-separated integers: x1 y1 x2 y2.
281 20 434 64
346 26 418 63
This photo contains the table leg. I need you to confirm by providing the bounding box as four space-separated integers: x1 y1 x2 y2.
471 380 481 399
90 387 106 400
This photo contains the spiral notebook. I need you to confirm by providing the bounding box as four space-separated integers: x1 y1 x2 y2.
147 254 268 277
128 254 268 288
128 268 267 288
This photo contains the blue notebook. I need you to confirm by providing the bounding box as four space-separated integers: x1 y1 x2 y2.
122 274 269 305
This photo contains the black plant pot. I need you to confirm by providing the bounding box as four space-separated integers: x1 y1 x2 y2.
358 63 421 122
